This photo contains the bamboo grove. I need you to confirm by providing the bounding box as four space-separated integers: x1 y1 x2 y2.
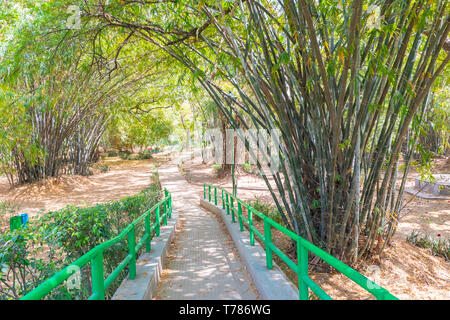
1 0 449 263
0 5 173 184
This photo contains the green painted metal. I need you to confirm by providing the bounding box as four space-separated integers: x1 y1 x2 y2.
237 202 244 232
163 201 168 225
225 193 230 215
91 253 105 300
128 226 136 280
204 184 398 300
145 214 151 252
230 197 235 223
263 218 273 270
155 205 161 237
21 189 173 300
221 189 225 210
214 187 218 206
9 215 22 231
248 208 255 246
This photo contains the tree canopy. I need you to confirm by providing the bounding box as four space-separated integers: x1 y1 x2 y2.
1 0 448 262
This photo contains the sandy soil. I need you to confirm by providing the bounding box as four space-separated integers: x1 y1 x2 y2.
0 155 168 230
178 155 449 300
395 157 450 239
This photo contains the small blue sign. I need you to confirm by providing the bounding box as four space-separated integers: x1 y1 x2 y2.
20 213 29 227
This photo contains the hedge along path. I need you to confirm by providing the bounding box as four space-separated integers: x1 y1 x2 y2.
155 161 260 299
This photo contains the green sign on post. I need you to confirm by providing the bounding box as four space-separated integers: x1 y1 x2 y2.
9 216 22 231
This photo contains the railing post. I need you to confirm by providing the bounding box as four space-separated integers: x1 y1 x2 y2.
263 218 273 270
237 202 244 232
91 253 105 300
297 239 309 300
128 226 136 280
145 213 151 252
230 196 235 223
169 194 172 219
163 200 168 225
155 205 160 237
208 185 211 202
225 193 230 215
214 187 218 206
249 208 255 246
221 189 225 209
203 184 206 199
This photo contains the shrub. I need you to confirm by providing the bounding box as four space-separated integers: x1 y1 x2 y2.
118 151 131 160
0 201 19 233
107 150 119 157
242 162 252 174
0 227 66 300
137 149 153 160
248 197 283 225
117 150 152 161
211 163 222 174
99 164 110 173
406 231 449 261
0 182 162 300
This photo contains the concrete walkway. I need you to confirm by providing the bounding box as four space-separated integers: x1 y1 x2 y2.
154 161 260 300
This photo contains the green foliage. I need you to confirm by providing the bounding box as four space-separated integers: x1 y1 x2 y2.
407 231 449 261
99 164 110 173
248 197 283 225
107 150 119 157
107 110 174 152
242 162 252 174
0 226 65 300
0 200 19 233
137 149 154 160
117 150 153 160
0 183 161 300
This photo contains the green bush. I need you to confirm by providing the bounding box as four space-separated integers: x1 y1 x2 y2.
107 150 119 157
99 164 110 172
0 227 66 300
0 183 162 300
118 151 131 160
211 163 222 174
406 231 449 261
117 150 153 160
137 149 153 160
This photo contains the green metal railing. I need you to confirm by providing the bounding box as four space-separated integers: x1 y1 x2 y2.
21 189 173 300
204 184 398 300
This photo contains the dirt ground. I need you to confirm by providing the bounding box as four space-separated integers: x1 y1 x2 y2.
178 155 449 300
0 154 168 229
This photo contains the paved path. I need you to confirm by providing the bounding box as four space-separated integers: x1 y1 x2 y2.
154 161 260 300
